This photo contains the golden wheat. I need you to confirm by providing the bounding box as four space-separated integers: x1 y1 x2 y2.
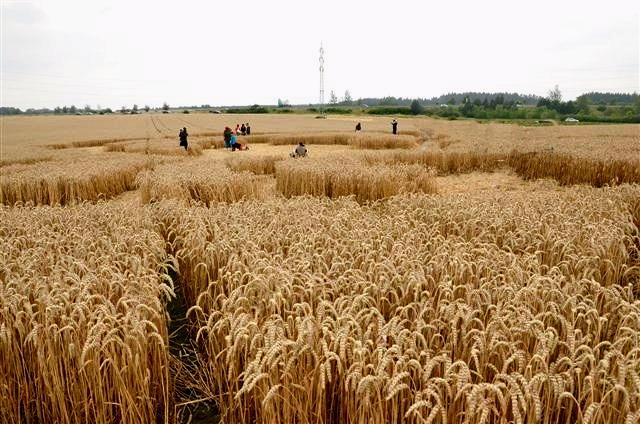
411 118 640 161
104 137 225 156
151 183 640 423
0 203 173 424
275 156 437 202
225 154 286 175
361 150 508 174
0 154 165 205
137 158 264 205
2 113 640 424
0 154 53 167
244 132 418 149
509 151 640 186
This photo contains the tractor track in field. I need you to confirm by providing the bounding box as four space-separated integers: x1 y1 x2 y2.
166 269 219 423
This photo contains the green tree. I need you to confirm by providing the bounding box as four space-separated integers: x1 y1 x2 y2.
548 85 562 102
144 105 150 112
329 91 338 104
576 96 590 113
410 99 424 115
132 104 138 113
461 96 473 116
162 102 169 111
344 90 352 105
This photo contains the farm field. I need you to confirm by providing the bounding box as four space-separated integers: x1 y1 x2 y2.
1 113 639 423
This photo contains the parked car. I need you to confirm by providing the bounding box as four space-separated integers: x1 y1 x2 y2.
564 117 579 123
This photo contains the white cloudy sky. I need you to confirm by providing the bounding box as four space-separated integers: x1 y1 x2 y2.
1 0 638 109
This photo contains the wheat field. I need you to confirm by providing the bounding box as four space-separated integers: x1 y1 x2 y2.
155 187 640 423
1 113 639 423
0 203 173 423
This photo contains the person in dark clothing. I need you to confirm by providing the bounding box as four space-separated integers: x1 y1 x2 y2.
245 123 251 135
179 127 188 150
240 124 246 135
391 119 398 135
223 126 233 148
355 122 362 132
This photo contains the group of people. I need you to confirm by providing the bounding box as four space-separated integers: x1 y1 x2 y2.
179 118 401 154
224 126 248 151
235 123 251 136
177 122 252 152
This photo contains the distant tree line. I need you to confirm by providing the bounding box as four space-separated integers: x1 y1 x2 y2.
1 91 638 118
576 92 638 105
348 91 637 108
353 92 542 107
0 107 25 115
226 104 269 114
365 88 640 123
0 104 166 115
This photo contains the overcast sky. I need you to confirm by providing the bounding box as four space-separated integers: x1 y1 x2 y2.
1 0 638 109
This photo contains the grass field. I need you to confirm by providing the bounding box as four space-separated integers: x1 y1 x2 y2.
1 113 639 423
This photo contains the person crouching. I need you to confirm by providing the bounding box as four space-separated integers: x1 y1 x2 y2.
230 133 247 151
290 142 307 158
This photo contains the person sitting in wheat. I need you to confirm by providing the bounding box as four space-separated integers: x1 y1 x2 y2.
290 142 307 158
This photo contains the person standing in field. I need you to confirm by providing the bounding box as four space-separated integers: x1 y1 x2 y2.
245 123 251 135
240 123 246 135
179 127 188 150
235 124 240 135
223 126 233 148
355 122 362 132
391 119 398 135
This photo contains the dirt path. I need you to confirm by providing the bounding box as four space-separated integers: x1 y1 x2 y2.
166 271 219 423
